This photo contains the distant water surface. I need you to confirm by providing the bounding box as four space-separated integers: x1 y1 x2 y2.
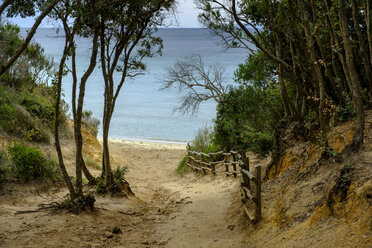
23 28 248 142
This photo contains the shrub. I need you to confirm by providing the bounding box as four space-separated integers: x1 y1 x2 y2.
21 94 55 121
176 156 189 176
0 150 9 185
333 93 356 124
96 166 128 194
8 143 61 182
112 166 128 193
242 130 274 156
82 110 100 137
0 103 17 133
84 156 102 170
190 126 220 153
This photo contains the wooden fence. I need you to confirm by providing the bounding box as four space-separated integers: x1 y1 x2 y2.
186 144 262 223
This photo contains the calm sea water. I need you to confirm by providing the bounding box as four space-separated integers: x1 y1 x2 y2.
24 28 248 142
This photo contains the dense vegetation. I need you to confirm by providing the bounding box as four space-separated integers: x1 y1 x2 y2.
180 0 372 158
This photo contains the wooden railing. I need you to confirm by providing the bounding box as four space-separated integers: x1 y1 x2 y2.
186 145 262 223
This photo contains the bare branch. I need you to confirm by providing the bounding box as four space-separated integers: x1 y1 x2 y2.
161 55 230 115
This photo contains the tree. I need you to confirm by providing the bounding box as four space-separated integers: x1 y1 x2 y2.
0 0 60 77
98 0 176 190
162 54 228 114
196 0 371 151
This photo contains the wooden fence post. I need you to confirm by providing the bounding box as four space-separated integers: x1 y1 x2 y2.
224 153 231 177
243 153 250 189
255 166 262 222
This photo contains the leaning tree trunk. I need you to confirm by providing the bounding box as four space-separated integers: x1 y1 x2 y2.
339 0 365 151
54 32 76 200
74 29 99 197
71 39 96 185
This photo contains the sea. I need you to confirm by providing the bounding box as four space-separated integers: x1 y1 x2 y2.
23 28 248 143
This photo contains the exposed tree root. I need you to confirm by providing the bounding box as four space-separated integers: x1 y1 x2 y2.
15 195 96 215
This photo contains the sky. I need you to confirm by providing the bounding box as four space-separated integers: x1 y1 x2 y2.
7 0 202 28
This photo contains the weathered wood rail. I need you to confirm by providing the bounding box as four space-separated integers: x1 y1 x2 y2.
186 144 262 223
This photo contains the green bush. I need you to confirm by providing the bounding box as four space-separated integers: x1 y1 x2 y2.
176 156 189 176
242 130 274 156
0 150 9 185
8 143 61 182
21 94 55 121
96 166 128 194
82 110 100 137
333 93 356 124
84 156 102 170
0 103 17 132
112 166 128 193
190 126 220 153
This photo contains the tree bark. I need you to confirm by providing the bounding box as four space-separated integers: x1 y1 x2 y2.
365 0 372 68
352 0 372 89
339 0 365 151
74 27 99 196
297 0 327 132
54 25 76 200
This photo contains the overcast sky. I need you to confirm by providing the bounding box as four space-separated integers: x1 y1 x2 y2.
7 0 202 28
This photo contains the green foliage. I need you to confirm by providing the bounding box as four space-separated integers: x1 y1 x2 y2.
82 110 100 137
234 51 276 88
211 51 283 155
21 93 55 121
214 84 281 152
0 103 17 132
0 85 60 143
7 143 61 182
241 129 274 156
112 166 128 194
176 156 189 176
0 150 10 185
84 156 102 170
96 166 128 194
0 22 55 88
95 178 106 194
332 93 356 124
190 126 220 153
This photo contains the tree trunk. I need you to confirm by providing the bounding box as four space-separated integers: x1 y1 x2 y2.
297 0 327 133
74 28 99 196
102 107 113 186
54 30 76 200
71 35 96 186
365 0 372 68
352 0 372 89
339 0 365 151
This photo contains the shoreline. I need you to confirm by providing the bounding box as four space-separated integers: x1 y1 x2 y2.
98 137 187 150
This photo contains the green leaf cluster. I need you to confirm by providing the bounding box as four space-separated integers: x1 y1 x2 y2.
7 143 62 182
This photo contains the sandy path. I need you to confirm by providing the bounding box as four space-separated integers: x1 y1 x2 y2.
0 139 245 248
109 139 245 247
